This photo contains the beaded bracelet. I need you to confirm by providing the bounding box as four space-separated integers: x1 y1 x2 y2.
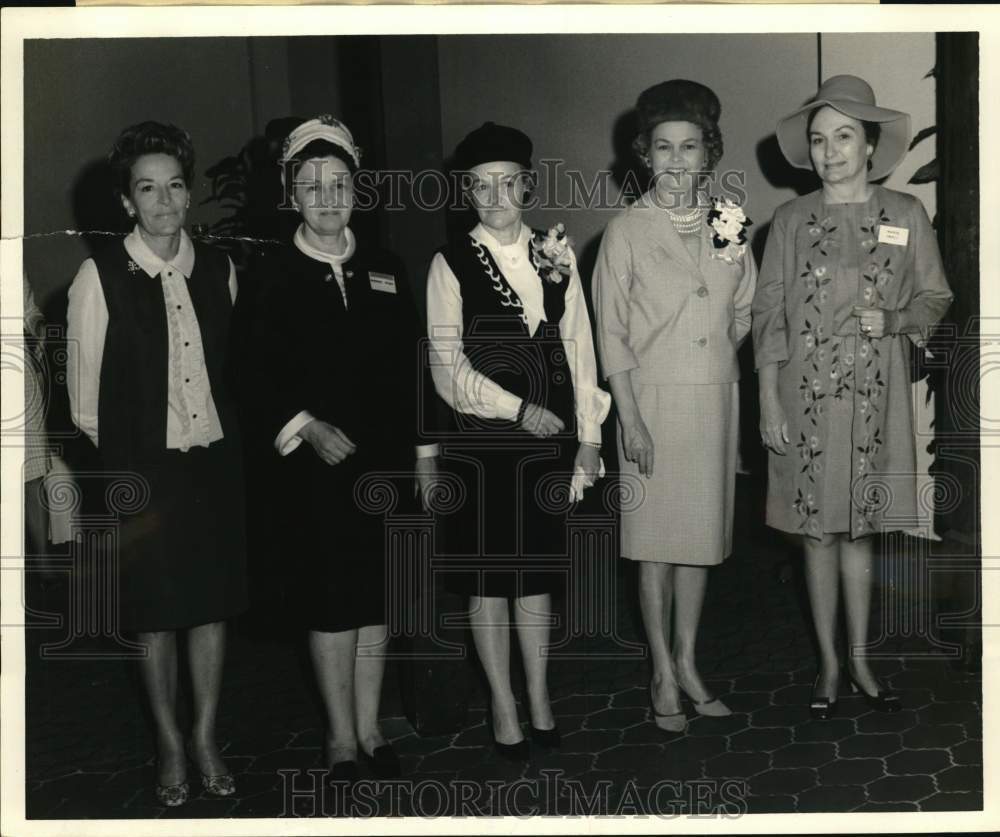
516 401 528 425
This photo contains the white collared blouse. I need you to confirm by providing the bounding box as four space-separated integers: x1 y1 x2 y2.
67 226 237 451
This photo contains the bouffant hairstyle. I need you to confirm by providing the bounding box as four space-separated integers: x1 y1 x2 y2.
108 121 195 199
631 80 724 172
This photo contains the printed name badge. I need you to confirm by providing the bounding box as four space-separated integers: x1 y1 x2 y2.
369 272 397 294
877 225 909 246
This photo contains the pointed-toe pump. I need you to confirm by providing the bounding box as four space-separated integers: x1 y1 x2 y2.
493 737 531 761
329 760 360 783
678 683 732 717
486 706 530 761
809 674 839 721
361 744 402 779
847 671 902 713
529 724 561 749
649 680 688 733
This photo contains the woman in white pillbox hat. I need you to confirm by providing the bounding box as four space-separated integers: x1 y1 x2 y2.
246 114 438 782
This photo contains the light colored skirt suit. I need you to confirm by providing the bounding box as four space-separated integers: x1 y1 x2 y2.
593 193 757 565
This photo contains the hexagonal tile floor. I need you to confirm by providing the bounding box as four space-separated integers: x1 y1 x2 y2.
23 479 983 818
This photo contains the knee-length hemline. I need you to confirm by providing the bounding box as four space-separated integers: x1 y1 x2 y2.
618 381 738 566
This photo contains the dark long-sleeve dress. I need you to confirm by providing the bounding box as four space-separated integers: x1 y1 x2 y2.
247 237 429 632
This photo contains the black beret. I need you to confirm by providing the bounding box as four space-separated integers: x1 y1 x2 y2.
454 121 533 171
636 79 721 136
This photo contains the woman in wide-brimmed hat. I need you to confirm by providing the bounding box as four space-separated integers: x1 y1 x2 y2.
752 76 953 719
592 80 757 733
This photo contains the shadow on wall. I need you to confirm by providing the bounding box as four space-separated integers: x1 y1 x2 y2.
200 116 303 270
71 157 130 259
755 133 818 202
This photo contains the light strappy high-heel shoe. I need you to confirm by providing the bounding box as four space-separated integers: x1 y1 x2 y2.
649 679 687 733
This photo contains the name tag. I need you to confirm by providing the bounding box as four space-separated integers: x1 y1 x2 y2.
369 272 397 294
877 225 909 246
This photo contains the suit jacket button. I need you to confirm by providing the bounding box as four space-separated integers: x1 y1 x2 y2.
697 286 709 297
697 337 707 346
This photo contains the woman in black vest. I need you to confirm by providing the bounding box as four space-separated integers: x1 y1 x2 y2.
246 116 437 781
66 122 248 806
426 122 610 759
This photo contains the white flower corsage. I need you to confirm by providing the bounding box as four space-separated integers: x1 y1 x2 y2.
531 223 574 284
707 197 752 265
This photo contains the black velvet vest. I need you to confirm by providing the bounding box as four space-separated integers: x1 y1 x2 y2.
438 231 575 434
93 239 235 469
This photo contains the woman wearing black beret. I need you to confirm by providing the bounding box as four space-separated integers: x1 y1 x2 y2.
427 122 610 759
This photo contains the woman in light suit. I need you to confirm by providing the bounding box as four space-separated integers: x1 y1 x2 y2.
593 80 756 732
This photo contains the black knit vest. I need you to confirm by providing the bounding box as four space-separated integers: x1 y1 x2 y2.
437 232 575 433
93 239 235 469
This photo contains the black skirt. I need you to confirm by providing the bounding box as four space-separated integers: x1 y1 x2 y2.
114 437 248 633
440 430 577 599
278 443 418 633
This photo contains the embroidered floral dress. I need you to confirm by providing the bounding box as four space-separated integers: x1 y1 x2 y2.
752 186 952 539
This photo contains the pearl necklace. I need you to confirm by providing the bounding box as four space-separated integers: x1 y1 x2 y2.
666 206 704 235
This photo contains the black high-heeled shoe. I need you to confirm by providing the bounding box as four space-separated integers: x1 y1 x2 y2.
329 760 360 783
809 674 839 721
493 737 530 761
529 724 561 749
486 706 530 761
846 669 902 713
360 744 402 779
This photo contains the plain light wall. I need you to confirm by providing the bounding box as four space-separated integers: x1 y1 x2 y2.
438 34 821 270
437 33 937 273
822 33 937 217
23 38 260 310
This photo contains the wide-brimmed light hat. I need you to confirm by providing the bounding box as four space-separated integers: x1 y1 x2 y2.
776 75 911 181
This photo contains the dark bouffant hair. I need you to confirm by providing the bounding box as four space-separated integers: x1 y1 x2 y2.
109 121 195 199
632 121 724 172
